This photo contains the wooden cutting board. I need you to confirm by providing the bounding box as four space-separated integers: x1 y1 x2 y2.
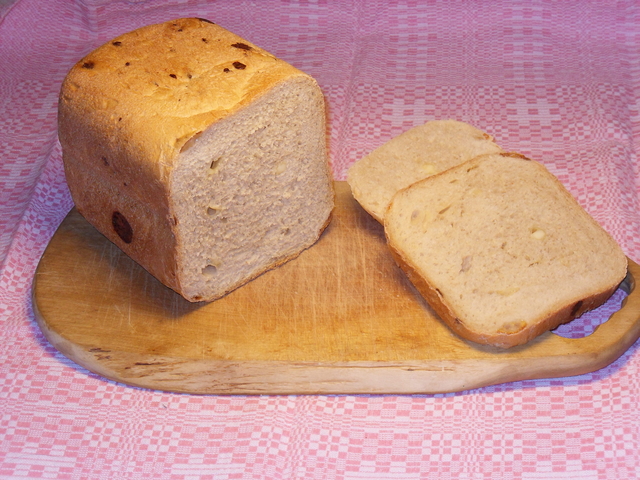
32 182 640 394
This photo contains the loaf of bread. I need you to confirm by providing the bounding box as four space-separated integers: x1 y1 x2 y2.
385 152 628 348
347 120 502 222
58 18 334 302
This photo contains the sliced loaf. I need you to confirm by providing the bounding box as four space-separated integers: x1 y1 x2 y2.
58 18 334 302
347 120 502 222
384 152 628 348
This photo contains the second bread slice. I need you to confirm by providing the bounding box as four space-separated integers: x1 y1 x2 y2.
347 120 502 223
384 152 628 348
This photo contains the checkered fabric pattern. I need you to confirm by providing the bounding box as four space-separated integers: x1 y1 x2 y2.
1 0 639 478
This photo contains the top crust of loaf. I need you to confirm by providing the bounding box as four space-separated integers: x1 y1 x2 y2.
59 18 307 184
385 152 628 348
347 120 502 222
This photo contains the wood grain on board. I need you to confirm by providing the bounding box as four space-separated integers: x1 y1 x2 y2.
32 182 640 394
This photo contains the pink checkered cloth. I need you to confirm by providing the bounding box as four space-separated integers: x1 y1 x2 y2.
1 0 639 478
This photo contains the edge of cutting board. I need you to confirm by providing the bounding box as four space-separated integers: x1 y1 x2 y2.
32 182 640 394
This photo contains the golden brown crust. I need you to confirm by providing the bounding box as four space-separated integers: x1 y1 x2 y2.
60 18 304 172
58 18 312 295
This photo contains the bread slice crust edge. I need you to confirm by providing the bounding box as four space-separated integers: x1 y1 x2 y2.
386 244 623 348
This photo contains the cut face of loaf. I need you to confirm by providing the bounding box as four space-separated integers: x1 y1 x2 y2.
385 152 628 348
171 77 332 300
58 18 334 302
347 120 502 222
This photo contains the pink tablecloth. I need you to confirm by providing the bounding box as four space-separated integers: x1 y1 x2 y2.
1 1 640 478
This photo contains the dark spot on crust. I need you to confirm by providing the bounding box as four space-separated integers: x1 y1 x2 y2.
223 68 230 72
197 18 215 24
101 156 109 166
500 152 531 161
202 38 208 43
231 42 252 50
125 62 130 66
81 61 95 69
192 296 202 301
169 73 177 78
233 61 246 70
112 41 122 46
112 211 133 244
571 300 584 317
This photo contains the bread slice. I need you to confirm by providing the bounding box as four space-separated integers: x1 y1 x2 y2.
347 120 502 222
58 18 334 302
385 152 628 348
